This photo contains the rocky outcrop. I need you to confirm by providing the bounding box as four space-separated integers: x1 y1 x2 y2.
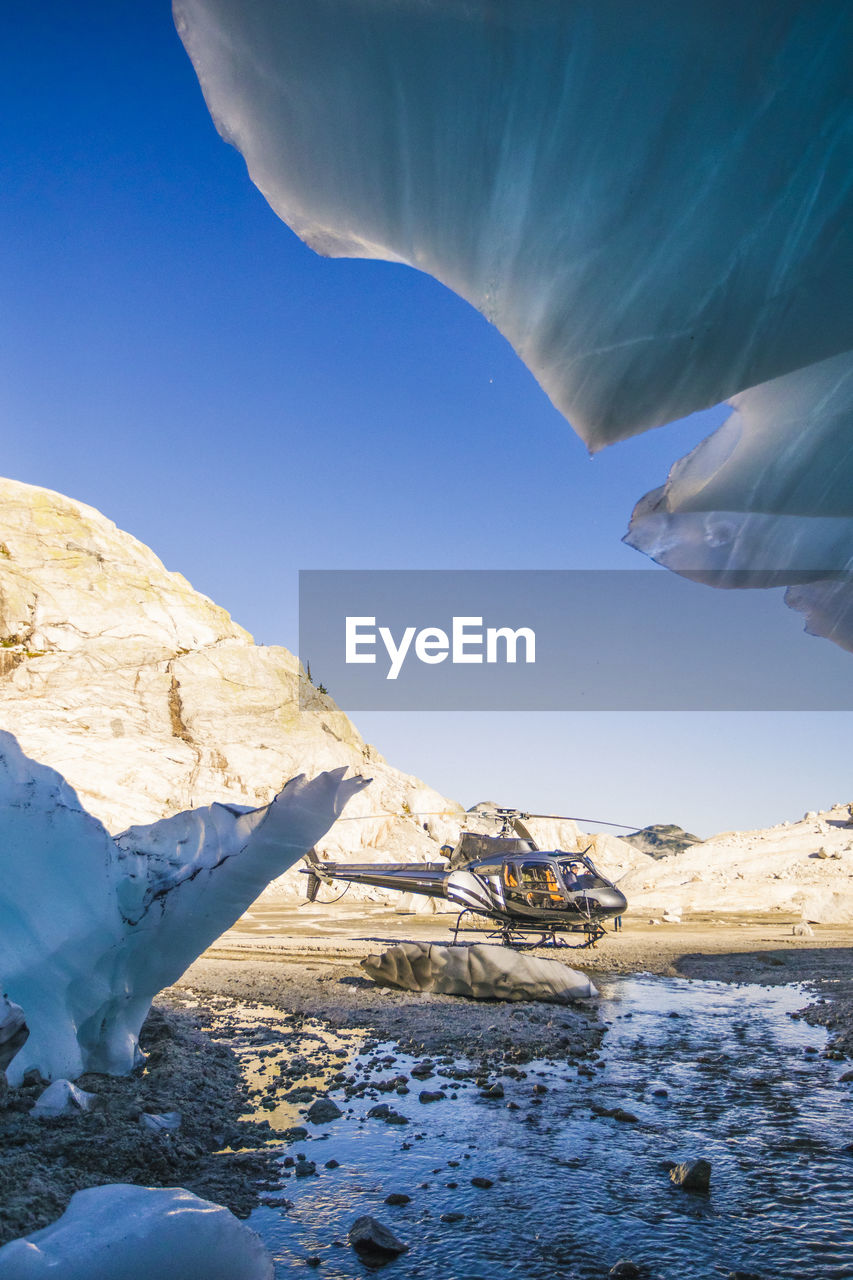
619 805 853 924
622 824 702 858
0 477 459 872
0 478 648 902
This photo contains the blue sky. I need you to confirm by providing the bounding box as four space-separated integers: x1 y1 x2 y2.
2 2 850 835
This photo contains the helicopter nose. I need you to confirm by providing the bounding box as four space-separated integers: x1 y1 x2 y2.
593 888 628 917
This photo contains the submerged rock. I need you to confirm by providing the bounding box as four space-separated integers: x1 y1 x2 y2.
670 1158 712 1192
367 1104 409 1125
348 1215 409 1259
362 942 598 1004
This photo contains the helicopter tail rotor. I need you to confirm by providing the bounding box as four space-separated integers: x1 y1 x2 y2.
303 848 325 902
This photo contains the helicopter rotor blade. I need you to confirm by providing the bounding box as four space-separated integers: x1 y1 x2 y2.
523 812 641 831
332 808 640 831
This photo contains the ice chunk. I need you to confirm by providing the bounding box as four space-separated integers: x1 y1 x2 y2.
0 994 27 1073
362 941 598 1002
31 1079 98 1118
0 1184 273 1280
174 1 853 649
140 1111 182 1133
0 730 367 1084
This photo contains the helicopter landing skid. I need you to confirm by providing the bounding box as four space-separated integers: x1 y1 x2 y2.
450 909 605 950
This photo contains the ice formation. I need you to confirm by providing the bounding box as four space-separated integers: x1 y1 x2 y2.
0 730 367 1084
174 1 853 648
31 1080 98 1118
362 941 598 1002
0 1184 273 1280
0 995 27 1072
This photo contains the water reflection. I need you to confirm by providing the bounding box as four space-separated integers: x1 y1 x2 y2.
240 977 851 1279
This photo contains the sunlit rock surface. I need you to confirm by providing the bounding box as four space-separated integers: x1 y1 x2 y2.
0 1185 274 1280
0 478 649 910
0 475 458 860
0 731 366 1084
362 941 598 1003
174 0 853 648
618 802 853 924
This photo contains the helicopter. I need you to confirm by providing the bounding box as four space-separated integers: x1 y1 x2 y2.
301 806 630 948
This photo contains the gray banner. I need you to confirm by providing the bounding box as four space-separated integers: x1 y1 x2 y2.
298 570 853 710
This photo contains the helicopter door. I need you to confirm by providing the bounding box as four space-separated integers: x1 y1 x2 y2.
503 860 566 914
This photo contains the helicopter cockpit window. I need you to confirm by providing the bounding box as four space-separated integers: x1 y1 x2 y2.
557 858 607 891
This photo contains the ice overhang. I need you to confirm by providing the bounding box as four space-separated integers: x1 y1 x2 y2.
173 0 853 650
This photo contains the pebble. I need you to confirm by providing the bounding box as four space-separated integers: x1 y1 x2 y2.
471 1176 494 1189
384 1192 411 1206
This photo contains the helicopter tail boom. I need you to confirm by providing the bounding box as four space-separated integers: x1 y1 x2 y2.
299 855 450 900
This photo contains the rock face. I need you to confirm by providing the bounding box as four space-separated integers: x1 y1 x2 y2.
622 824 702 858
0 478 649 903
619 805 853 924
0 477 458 867
361 942 598 1003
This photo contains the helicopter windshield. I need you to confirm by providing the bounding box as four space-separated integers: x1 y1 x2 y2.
556 857 608 892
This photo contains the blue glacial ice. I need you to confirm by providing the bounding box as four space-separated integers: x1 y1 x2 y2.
0 1184 273 1280
173 0 853 648
0 730 367 1085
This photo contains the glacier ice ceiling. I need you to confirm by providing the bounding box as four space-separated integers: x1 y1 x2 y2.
0 731 367 1084
174 0 853 650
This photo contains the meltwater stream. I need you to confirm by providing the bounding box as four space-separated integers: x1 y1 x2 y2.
245 977 853 1279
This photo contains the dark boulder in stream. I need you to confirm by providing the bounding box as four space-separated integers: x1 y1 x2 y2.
670 1158 712 1192
348 1215 410 1259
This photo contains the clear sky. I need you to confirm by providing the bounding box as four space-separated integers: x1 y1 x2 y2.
2 2 850 836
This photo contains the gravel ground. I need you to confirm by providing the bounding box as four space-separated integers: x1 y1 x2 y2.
2 906 850 1247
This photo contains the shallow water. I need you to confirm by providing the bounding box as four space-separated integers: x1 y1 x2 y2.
244 976 853 1279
